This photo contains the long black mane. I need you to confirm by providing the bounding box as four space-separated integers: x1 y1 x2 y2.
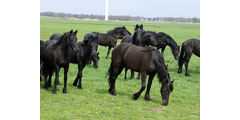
51 32 69 50
156 32 178 50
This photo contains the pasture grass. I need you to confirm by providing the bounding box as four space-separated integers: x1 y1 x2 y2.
40 17 200 120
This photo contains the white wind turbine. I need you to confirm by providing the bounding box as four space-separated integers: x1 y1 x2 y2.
105 0 109 21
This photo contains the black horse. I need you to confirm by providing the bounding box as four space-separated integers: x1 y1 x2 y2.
93 26 131 59
41 30 79 94
178 39 200 76
121 24 143 44
107 43 174 106
71 33 99 89
40 40 45 81
49 33 100 68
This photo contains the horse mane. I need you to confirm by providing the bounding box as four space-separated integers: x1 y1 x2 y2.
51 32 68 50
154 51 170 83
157 32 176 44
157 32 178 50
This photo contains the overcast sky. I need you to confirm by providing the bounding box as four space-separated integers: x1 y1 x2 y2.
40 0 200 18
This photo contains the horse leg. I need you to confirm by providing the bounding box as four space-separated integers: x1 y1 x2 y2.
144 73 155 101
105 47 111 59
108 65 124 96
63 64 69 93
137 72 140 80
47 71 53 88
77 68 83 89
73 72 79 87
73 64 81 86
130 70 135 80
43 73 48 89
133 71 146 100
178 46 185 74
184 53 192 76
124 67 128 80
53 66 60 94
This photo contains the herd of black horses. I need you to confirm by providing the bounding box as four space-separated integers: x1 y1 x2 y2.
40 24 200 106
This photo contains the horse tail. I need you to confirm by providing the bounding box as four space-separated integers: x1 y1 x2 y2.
107 62 114 86
178 44 185 66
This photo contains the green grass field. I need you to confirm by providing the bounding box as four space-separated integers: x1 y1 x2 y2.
40 17 200 120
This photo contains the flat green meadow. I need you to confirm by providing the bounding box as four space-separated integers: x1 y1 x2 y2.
40 17 200 120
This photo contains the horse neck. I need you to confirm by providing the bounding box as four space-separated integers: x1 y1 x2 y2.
107 30 119 39
157 66 169 84
58 41 71 58
81 42 92 62
133 32 142 45
165 38 177 50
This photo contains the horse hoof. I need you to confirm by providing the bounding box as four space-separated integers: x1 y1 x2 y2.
52 90 56 94
144 97 152 101
73 83 77 87
130 77 134 80
178 70 182 74
63 89 68 94
77 87 83 89
132 93 139 100
108 90 116 96
185 73 190 76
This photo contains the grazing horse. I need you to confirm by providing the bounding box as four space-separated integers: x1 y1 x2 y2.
107 43 174 106
154 32 180 60
178 39 200 76
93 26 131 59
41 30 79 94
71 33 99 89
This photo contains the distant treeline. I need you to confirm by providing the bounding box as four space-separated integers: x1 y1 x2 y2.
40 12 200 23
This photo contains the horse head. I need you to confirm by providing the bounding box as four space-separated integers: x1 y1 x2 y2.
65 30 79 52
133 24 144 46
84 33 99 68
156 58 174 106
113 26 131 39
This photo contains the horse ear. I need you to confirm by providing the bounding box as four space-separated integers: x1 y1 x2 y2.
140 24 143 29
171 80 174 84
97 52 99 55
70 29 73 34
123 26 126 29
75 30 78 35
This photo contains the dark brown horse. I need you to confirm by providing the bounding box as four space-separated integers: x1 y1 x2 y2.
107 43 174 106
178 39 200 76
93 26 131 59
41 30 79 94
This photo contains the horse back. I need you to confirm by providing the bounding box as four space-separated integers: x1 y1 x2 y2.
96 33 116 47
113 43 155 72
